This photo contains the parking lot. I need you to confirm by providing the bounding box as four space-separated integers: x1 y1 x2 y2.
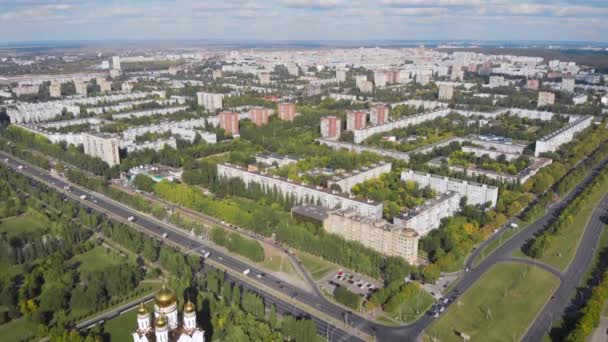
320 269 382 303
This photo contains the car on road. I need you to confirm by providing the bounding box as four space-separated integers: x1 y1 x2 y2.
79 195 87 200
243 269 250 275
162 233 168 239
127 216 136 222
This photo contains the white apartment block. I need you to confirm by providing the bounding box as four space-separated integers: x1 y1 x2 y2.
14 85 39 97
327 162 392 194
572 94 588 105
336 69 347 83
197 92 224 112
121 118 209 140
488 76 505 87
316 138 412 162
324 210 419 265
438 84 454 100
374 70 387 87
7 91 162 123
112 56 121 70
254 153 299 168
49 83 61 98
562 77 575 92
217 163 383 219
170 127 217 144
352 108 453 143
112 106 189 120
123 138 177 153
390 100 448 110
461 145 520 161
401 169 499 207
466 134 529 154
534 115 593 156
393 192 461 237
82 133 121 166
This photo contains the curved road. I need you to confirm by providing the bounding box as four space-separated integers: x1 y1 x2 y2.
3 150 607 341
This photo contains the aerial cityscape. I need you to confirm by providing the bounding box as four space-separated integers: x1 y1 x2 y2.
0 1 608 342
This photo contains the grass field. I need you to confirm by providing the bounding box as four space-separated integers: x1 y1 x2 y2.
538 184 608 270
101 307 139 341
0 317 37 342
70 245 129 273
425 262 560 342
473 225 520 267
299 252 337 281
261 253 295 275
0 211 49 237
386 289 436 324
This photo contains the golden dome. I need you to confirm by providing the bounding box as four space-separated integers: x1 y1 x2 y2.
155 313 167 328
137 302 149 315
183 300 196 314
155 284 177 308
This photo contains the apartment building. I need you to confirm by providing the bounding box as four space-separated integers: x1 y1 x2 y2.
394 192 461 237
217 163 383 219
112 106 189 120
324 210 419 265
327 162 392 194
320 116 341 140
538 91 555 107
562 77 575 92
49 82 61 98
526 79 540 90
336 69 346 83
401 169 499 207
197 92 224 112
82 133 121 166
249 106 271 126
219 111 240 135
277 102 297 122
254 153 299 168
346 110 367 131
535 115 593 156
438 83 454 100
369 103 388 126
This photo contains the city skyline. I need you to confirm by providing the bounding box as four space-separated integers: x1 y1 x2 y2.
0 0 607 43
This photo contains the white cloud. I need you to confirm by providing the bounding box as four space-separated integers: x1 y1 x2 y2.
390 7 449 15
281 0 346 9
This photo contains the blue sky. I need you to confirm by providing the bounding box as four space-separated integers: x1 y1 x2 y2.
0 0 607 43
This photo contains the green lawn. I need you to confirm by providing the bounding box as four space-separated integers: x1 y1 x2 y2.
386 289 435 324
425 262 560 342
101 306 140 341
70 245 130 273
299 252 337 281
0 317 37 342
538 184 608 270
0 211 49 237
260 254 295 275
473 225 520 267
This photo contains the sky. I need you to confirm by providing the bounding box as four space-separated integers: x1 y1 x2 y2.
0 0 607 43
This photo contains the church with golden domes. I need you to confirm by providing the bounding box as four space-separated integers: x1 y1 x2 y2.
132 284 205 342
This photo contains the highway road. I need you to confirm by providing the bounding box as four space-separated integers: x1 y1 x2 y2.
523 193 608 341
3 149 607 341
0 152 370 342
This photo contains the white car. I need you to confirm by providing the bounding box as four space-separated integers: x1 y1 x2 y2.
243 269 250 275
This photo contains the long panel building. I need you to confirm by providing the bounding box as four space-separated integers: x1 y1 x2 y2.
401 169 499 207
217 163 383 219
327 162 392 194
393 192 461 237
534 115 593 156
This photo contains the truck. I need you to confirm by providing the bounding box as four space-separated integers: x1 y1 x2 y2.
510 222 519 229
127 216 136 222
242 269 250 276
79 195 87 200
